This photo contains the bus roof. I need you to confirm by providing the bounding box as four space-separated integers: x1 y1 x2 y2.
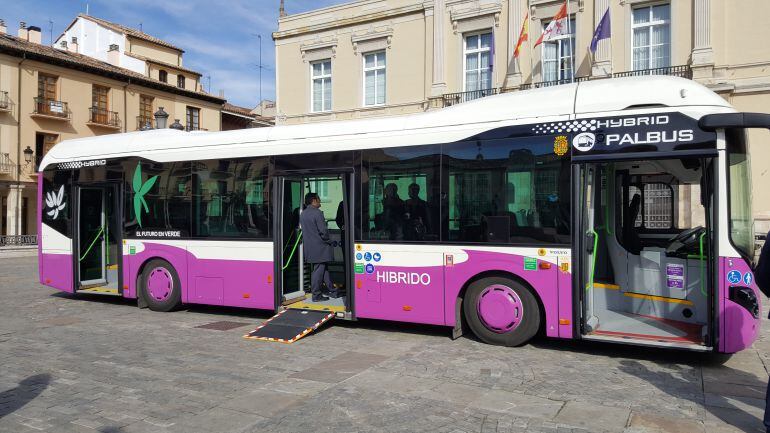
39 76 732 171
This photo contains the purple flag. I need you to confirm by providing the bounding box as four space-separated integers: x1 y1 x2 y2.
590 8 610 53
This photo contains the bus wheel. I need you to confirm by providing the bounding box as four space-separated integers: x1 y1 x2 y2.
463 277 540 347
140 259 182 312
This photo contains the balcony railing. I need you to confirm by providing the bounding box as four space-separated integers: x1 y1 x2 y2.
0 153 12 174
442 88 501 107
0 91 10 111
33 97 70 119
440 65 693 107
0 235 38 247
137 116 155 130
185 125 208 131
88 107 121 128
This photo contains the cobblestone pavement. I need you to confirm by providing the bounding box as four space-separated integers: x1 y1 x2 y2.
0 255 768 433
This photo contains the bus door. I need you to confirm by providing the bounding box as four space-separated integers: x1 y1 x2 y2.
75 184 121 295
274 173 353 314
576 158 715 350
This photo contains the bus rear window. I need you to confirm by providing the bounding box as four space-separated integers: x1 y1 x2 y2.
726 128 754 261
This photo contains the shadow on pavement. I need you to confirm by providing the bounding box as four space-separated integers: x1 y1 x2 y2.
619 359 765 433
0 374 51 419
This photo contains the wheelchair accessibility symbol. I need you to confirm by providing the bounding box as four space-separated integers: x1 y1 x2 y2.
727 270 742 284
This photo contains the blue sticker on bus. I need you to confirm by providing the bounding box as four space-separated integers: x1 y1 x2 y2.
356 252 363 261
364 252 372 262
365 263 375 274
727 270 742 284
373 252 381 262
744 272 754 286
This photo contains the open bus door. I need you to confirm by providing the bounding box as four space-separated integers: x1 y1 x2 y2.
575 158 716 350
73 183 121 295
273 172 353 316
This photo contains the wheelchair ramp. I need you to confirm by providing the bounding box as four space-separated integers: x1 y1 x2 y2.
244 309 334 344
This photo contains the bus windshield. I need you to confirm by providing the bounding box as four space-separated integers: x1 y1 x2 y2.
727 128 754 261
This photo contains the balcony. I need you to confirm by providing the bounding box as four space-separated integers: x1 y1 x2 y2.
87 107 121 129
32 97 70 120
136 116 155 130
0 153 12 175
0 91 11 112
438 65 693 107
185 125 208 132
442 88 501 108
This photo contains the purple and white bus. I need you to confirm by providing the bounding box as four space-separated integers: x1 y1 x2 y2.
38 76 765 352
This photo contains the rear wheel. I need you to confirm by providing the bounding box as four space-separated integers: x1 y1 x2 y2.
463 277 540 347
140 259 181 312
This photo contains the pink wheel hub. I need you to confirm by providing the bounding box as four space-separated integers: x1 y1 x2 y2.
477 284 523 333
147 267 173 301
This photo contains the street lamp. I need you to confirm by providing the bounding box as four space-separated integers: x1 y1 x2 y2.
154 107 168 129
23 146 33 164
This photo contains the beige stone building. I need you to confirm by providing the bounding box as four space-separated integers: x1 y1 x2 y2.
273 0 770 231
0 19 225 240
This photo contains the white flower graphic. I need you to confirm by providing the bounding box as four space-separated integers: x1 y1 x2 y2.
45 185 66 219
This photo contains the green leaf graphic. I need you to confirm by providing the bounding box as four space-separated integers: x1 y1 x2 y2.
139 175 158 195
133 162 142 192
132 162 157 228
134 196 142 227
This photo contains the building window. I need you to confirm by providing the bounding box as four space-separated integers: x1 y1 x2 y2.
632 3 671 70
91 85 109 123
363 51 386 106
159 70 168 83
542 18 575 83
463 32 493 92
186 106 200 131
177 75 185 89
37 73 57 100
35 133 58 170
139 95 154 128
311 59 332 112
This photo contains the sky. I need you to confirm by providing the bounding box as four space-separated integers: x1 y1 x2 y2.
2 0 351 108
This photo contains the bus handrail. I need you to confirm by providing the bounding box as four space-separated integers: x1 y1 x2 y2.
79 226 104 262
282 230 302 271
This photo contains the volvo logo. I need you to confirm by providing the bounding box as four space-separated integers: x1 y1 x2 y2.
572 132 596 152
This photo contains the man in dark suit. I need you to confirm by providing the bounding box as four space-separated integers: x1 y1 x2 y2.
300 193 338 302
757 231 770 433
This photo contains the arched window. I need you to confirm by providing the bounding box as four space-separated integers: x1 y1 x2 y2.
159 70 168 83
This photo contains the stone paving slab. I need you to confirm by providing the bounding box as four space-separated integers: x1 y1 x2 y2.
0 256 769 433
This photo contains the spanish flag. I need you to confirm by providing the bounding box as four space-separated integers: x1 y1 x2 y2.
514 12 529 58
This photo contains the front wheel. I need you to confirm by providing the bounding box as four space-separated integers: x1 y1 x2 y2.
140 259 182 312
463 277 540 347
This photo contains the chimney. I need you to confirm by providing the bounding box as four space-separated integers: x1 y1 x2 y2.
27 26 42 44
0 19 6 35
59 40 68 50
69 36 79 53
18 21 27 40
107 43 120 66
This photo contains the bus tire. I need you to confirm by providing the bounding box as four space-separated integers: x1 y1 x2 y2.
463 277 540 347
140 259 182 312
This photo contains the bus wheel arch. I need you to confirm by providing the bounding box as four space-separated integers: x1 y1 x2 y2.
136 257 182 312
458 271 544 347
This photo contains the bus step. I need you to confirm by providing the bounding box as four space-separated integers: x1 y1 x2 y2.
77 287 120 296
244 309 334 344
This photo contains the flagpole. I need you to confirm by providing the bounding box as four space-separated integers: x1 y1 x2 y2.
527 0 534 84
567 0 574 83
